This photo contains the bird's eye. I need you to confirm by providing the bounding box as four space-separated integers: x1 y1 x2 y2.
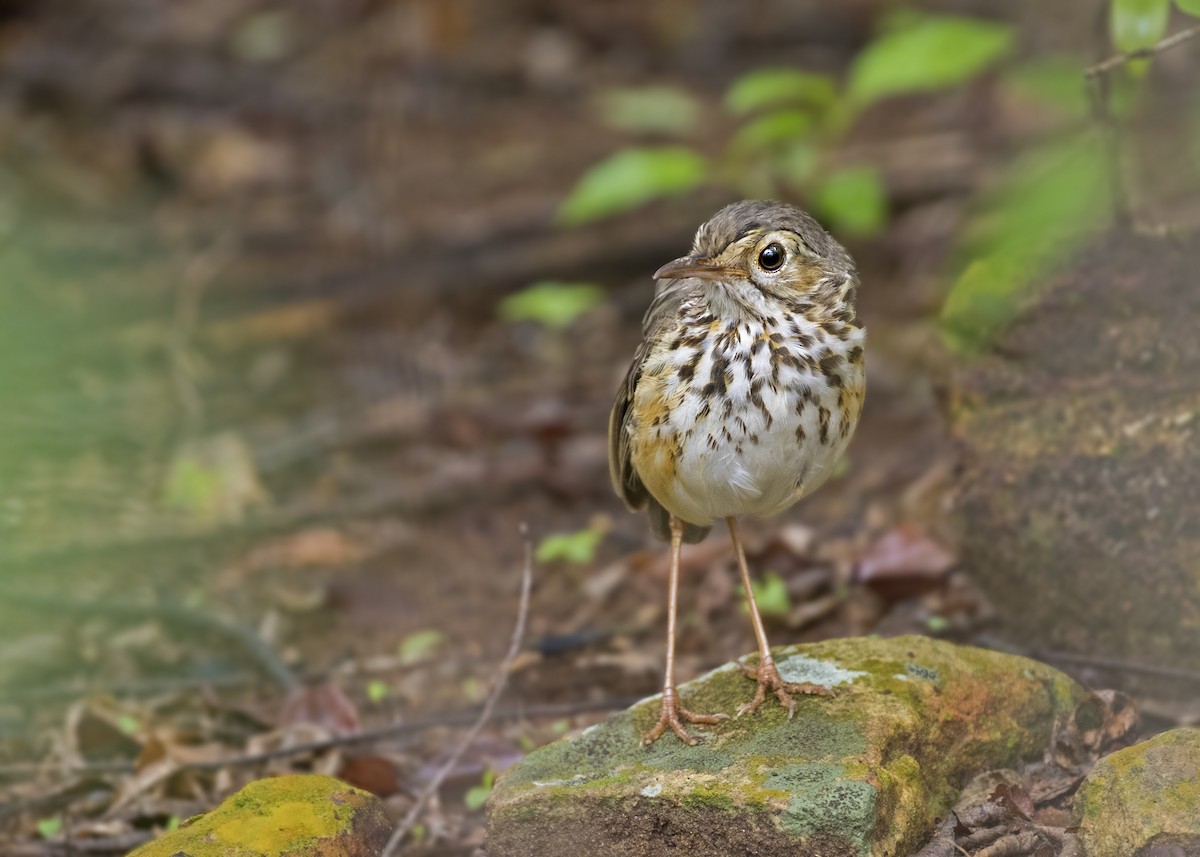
757 243 785 272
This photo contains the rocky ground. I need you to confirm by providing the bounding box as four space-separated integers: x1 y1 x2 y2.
0 1 1198 855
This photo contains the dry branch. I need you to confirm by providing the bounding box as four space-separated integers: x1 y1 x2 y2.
381 526 535 857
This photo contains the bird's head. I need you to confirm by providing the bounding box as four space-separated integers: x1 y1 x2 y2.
654 200 857 316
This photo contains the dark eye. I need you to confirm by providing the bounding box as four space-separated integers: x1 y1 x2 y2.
757 243 785 272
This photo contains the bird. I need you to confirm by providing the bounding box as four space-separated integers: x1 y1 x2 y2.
608 199 865 745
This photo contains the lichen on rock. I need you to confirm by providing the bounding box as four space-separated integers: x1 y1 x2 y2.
487 635 1084 857
1075 728 1200 857
128 774 392 857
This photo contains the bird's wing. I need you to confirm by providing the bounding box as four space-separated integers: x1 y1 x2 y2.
608 281 711 543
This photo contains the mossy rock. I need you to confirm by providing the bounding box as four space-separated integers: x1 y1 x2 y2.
948 232 1200 667
486 635 1083 857
1075 728 1200 857
129 774 392 857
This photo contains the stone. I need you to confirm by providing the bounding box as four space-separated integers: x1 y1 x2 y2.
948 233 1200 667
128 774 392 857
486 635 1084 857
1075 728 1200 857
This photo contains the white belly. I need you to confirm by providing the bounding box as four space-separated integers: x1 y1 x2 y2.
631 318 864 527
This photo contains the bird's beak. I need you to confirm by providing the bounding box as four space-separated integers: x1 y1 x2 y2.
653 255 735 282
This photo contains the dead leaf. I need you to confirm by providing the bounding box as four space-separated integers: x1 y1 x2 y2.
855 522 956 601
990 782 1033 820
338 755 401 797
279 682 361 737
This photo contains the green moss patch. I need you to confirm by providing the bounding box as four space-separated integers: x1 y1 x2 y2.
129 774 391 857
1076 728 1200 857
488 635 1085 857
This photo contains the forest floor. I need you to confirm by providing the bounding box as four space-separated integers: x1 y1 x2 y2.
0 2 1195 854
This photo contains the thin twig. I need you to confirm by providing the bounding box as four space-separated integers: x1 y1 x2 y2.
1084 24 1200 78
381 526 535 857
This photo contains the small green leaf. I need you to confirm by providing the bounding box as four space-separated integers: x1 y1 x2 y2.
926 615 951 633
1177 0 1200 16
725 69 837 114
36 817 63 839
165 815 181 832
366 680 390 703
732 110 815 152
464 770 495 811
740 572 790 617
849 15 1015 107
940 133 1114 354
498 282 605 329
116 713 140 735
163 457 223 517
558 147 707 223
811 167 888 237
1110 0 1171 53
398 629 445 665
596 86 700 135
535 527 603 564
551 719 571 734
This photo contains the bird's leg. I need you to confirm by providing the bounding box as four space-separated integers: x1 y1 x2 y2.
727 516 831 719
643 515 727 745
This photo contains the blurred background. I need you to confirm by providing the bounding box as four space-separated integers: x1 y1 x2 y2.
0 0 1198 853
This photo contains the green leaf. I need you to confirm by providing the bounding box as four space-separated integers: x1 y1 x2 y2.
558 147 707 223
366 679 390 703
116 714 140 735
398 629 445 665
165 816 181 833
596 86 700 135
535 527 603 564
36 817 63 839
1177 0 1200 16
811 167 888 237
498 282 605 329
740 572 790 617
940 133 1114 355
849 14 1015 107
731 110 815 152
926 615 951 633
464 770 495 811
725 69 837 114
1111 0 1170 52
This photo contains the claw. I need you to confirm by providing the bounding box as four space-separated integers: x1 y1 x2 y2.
643 689 728 745
736 656 831 719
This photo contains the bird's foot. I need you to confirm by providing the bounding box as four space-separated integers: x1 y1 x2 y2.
736 655 832 719
643 688 728 745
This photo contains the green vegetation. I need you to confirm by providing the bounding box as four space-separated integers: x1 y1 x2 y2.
465 770 496 811
943 0 1200 354
497 281 605 329
740 571 791 617
535 525 605 564
560 12 1019 238
366 679 390 703
398 629 446 665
